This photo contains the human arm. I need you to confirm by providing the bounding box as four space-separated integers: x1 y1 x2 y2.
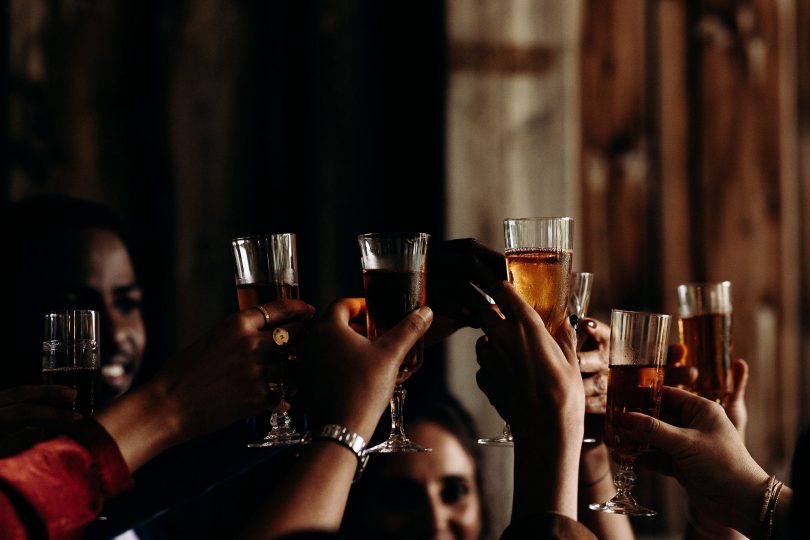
618 386 790 539
683 359 749 540
0 300 315 539
473 280 585 524
240 299 433 539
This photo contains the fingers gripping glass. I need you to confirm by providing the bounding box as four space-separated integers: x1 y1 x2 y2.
358 232 430 453
478 217 574 447
589 309 670 517
231 233 301 447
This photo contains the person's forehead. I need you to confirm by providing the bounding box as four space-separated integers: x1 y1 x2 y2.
38 228 136 286
385 422 477 481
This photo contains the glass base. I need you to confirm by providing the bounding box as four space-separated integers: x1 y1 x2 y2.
589 500 657 517
247 428 302 448
477 435 514 447
367 434 431 454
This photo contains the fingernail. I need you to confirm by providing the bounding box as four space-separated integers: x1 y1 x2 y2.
416 306 434 323
569 314 579 329
584 318 598 329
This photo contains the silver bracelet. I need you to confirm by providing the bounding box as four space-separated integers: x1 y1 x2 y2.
310 424 369 482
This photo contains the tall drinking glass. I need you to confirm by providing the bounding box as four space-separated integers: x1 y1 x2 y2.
676 281 733 402
478 217 574 446
590 309 670 516
568 272 600 444
231 233 301 447
568 271 594 351
358 232 430 453
42 309 100 417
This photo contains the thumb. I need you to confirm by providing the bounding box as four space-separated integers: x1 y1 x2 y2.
373 307 434 362
617 411 690 451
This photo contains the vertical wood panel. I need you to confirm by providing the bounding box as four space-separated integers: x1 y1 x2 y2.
580 0 659 318
446 1 580 535
797 0 810 428
689 0 799 472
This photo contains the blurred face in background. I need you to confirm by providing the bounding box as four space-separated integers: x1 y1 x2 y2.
34 227 146 402
358 420 482 540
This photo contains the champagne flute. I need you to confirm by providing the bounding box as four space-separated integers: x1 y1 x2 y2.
358 232 430 453
42 309 100 417
589 309 670 516
231 233 301 447
567 272 600 445
676 281 733 402
478 217 573 446
568 271 594 351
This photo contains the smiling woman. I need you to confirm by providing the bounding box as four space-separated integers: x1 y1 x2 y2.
0 195 146 407
341 395 488 540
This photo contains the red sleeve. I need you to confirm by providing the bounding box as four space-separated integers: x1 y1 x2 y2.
0 419 134 540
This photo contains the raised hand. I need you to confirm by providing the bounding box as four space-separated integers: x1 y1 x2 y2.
300 298 433 437
617 386 772 538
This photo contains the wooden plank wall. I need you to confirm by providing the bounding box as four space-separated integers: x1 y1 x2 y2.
581 0 805 533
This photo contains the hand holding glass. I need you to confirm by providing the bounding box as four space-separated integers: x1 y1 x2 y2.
479 217 573 446
231 233 301 447
358 232 430 453
589 309 670 516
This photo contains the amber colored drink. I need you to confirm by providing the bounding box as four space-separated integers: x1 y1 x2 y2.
678 313 733 402
363 269 426 383
43 366 98 417
604 365 663 463
237 282 300 309
506 248 573 334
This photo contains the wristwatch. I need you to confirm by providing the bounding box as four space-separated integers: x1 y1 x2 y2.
305 424 369 481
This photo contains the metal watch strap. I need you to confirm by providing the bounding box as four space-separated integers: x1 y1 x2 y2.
314 424 369 481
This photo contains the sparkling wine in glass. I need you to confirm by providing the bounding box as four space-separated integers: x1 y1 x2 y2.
676 281 733 402
42 309 100 417
358 232 430 454
478 217 573 446
231 233 301 447
589 309 670 517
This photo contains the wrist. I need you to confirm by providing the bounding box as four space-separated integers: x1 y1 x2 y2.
579 442 610 483
95 383 184 471
728 472 776 538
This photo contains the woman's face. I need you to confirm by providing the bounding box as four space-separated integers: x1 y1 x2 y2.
362 420 482 540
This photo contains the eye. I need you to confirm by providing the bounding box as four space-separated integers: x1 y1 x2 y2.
114 291 143 314
440 478 471 504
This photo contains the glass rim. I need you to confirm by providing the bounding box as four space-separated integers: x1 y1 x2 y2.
610 308 671 321
572 271 594 277
503 216 574 223
357 232 431 240
676 280 732 289
44 309 99 317
231 232 296 244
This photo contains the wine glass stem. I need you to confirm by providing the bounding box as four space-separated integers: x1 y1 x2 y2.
614 462 637 498
388 385 407 438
